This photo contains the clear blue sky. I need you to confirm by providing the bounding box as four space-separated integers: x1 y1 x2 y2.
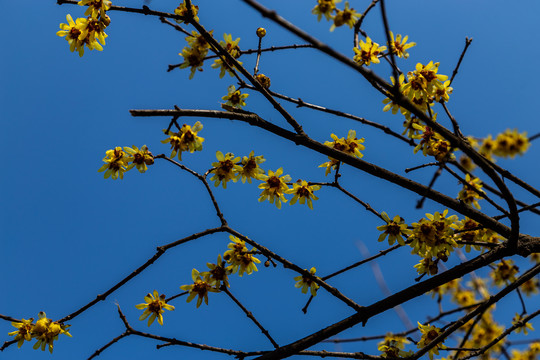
2 1 540 359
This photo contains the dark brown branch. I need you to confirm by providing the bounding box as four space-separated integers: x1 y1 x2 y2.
241 84 415 146
57 0 186 21
129 108 513 239
239 0 521 248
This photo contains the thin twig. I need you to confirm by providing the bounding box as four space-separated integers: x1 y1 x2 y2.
222 287 279 348
87 332 131 360
416 165 443 209
156 155 227 225
449 37 473 85
353 0 380 48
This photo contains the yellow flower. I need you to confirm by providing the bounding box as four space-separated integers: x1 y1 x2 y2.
98 146 130 180
520 278 540 296
238 151 265 183
135 290 175 326
56 14 87 57
491 260 519 287
124 145 154 173
223 235 261 276
377 212 411 246
312 0 340 21
200 255 232 288
185 30 211 50
318 158 340 176
387 31 416 59
180 269 220 307
378 333 412 358
434 80 453 103
212 33 242 78
210 151 242 188
414 257 439 275
174 0 199 23
417 322 447 360
457 174 485 209
161 121 204 160
512 313 534 335
8 318 34 348
222 85 249 109
31 312 72 354
353 36 387 66
330 1 361 31
451 289 477 306
382 74 408 116
258 168 291 209
294 267 320 296
285 180 320 210
324 130 365 158
78 0 112 19
179 46 208 79
255 73 271 89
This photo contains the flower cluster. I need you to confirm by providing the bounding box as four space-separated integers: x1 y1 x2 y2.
412 123 454 162
98 145 154 180
210 151 265 188
294 267 320 296
382 61 452 124
135 290 175 326
9 312 71 354
320 130 365 175
224 235 261 276
178 30 212 79
212 33 242 78
161 122 204 160
408 210 459 275
177 235 261 309
470 129 530 161
353 37 387 66
57 1 111 56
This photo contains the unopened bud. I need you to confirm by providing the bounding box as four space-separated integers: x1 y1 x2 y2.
256 27 266 38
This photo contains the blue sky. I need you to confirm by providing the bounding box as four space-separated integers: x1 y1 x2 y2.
2 1 540 359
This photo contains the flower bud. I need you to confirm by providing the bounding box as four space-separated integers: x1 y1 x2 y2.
256 27 266 38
